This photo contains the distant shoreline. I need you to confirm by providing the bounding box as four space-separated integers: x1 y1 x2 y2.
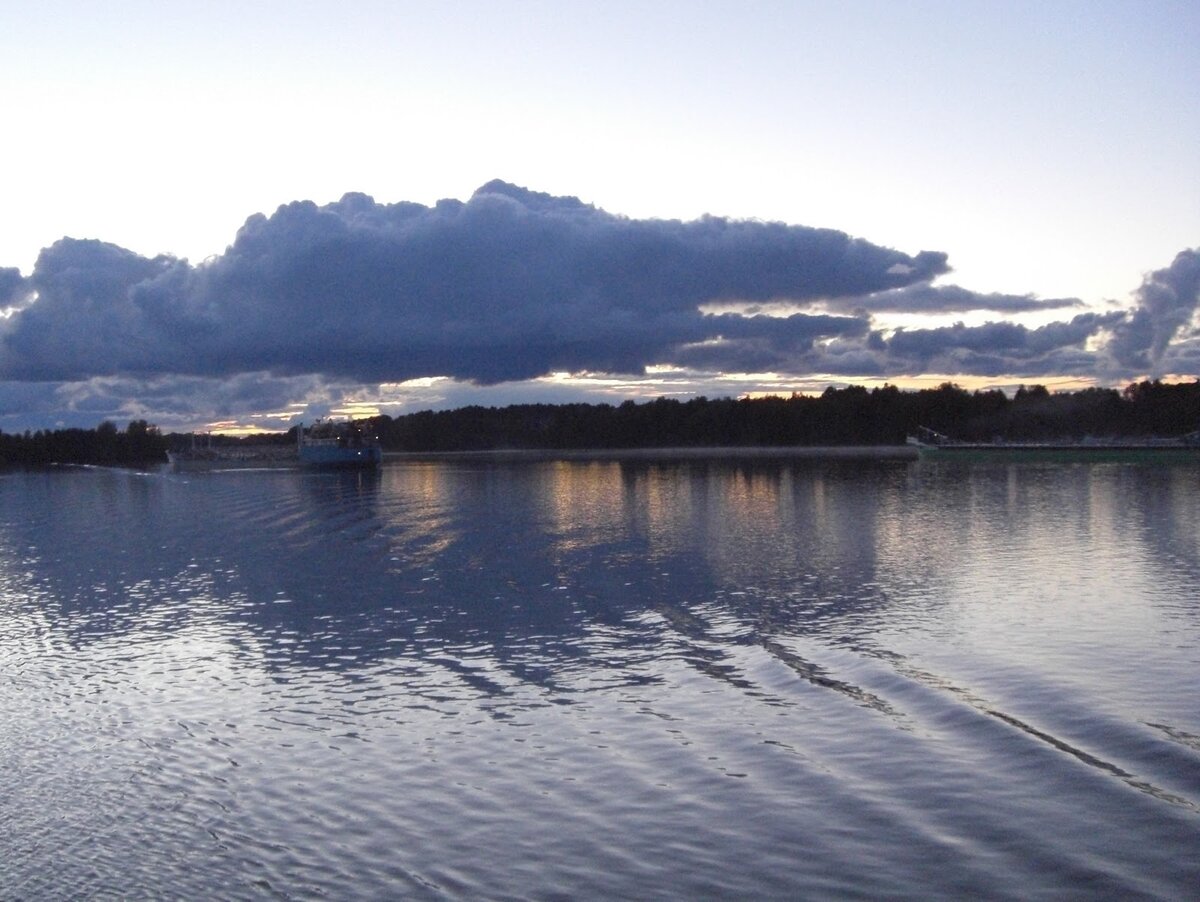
158 445 920 471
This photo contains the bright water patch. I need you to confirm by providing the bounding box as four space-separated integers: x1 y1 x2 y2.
1 459 1198 898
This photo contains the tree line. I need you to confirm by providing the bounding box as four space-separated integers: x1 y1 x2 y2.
2 379 1195 465
363 379 1200 451
0 420 168 467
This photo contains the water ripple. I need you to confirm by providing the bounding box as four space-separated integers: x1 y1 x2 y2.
2 460 1199 898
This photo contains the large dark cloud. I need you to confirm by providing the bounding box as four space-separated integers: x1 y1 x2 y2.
0 181 948 385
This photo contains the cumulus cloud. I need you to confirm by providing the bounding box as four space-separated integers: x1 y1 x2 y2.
0 181 947 386
1106 249 1200 374
0 240 181 379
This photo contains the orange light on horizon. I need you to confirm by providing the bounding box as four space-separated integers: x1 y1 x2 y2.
332 404 381 418
738 372 1105 399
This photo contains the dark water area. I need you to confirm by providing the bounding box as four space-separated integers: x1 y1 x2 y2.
2 456 1198 899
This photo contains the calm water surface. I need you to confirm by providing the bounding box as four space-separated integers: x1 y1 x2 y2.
2 456 1198 899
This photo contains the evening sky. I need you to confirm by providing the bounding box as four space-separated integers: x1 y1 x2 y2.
1 1 1197 431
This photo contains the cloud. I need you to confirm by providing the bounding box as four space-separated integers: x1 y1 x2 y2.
0 181 947 387
0 267 30 314
832 283 1084 315
888 312 1122 359
1106 248 1200 374
0 371 359 432
880 311 1127 377
0 181 1194 431
673 312 871 373
1157 336 1200 375
0 240 181 379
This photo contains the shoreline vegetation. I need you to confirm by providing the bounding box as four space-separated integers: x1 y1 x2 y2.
1 379 1196 468
0 419 168 468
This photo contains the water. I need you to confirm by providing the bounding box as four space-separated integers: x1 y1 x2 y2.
1 456 1198 899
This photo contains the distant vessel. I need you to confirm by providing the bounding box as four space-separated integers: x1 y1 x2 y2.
297 420 383 468
906 426 1200 459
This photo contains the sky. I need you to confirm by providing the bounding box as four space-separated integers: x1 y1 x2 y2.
1 0 1197 433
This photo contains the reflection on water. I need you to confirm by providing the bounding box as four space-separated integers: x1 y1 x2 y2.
1 458 1198 899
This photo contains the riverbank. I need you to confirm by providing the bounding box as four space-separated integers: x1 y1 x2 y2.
162 445 920 471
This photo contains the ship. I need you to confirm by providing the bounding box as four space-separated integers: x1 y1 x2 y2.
906 426 1200 460
297 419 383 468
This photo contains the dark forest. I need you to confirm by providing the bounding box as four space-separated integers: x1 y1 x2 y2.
0 419 168 467
366 379 1199 451
1 380 1196 467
